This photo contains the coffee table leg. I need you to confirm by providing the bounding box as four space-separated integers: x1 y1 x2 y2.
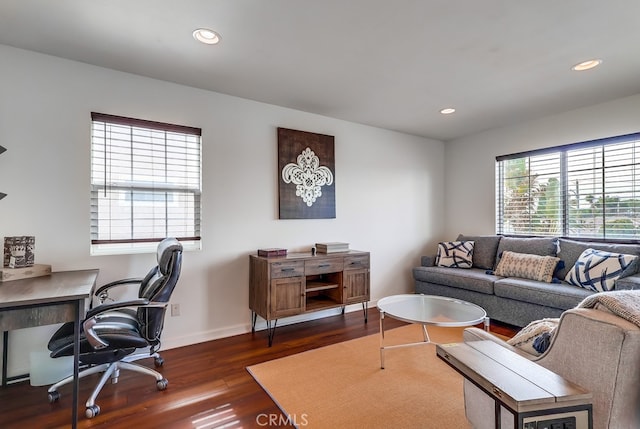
379 311 385 369
421 324 431 343
484 317 490 332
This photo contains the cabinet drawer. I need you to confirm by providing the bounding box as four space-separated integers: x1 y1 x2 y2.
344 254 370 270
270 261 305 278
305 258 344 275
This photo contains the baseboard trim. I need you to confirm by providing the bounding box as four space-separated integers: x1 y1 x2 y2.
161 302 375 350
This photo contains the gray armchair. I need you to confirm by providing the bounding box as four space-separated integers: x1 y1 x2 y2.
463 306 640 429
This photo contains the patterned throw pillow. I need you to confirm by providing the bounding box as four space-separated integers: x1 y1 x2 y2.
494 251 560 283
565 248 638 292
435 241 474 268
507 318 559 356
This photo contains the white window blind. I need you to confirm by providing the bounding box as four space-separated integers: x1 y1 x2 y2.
90 113 201 252
496 133 640 240
496 152 562 236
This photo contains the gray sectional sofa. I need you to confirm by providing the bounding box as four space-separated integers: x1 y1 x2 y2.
413 234 640 327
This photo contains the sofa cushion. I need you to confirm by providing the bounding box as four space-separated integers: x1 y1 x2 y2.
435 241 474 268
565 248 638 292
456 234 502 270
556 238 640 279
616 275 640 290
494 251 560 283
412 266 496 295
495 236 558 269
494 277 592 310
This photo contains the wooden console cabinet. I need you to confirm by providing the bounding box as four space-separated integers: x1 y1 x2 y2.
249 250 370 345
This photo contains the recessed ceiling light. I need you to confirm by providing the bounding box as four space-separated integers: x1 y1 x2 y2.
571 59 602 71
193 28 221 45
440 108 456 115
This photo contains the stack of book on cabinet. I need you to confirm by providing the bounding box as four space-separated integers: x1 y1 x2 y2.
315 242 349 253
257 248 287 257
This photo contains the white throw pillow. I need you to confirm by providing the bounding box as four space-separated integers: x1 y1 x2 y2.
565 248 638 292
435 241 474 269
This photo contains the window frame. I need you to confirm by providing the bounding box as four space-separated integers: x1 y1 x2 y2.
496 132 640 242
90 112 202 255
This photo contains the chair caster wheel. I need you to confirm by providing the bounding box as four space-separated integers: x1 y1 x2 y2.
154 356 164 367
157 378 168 390
48 391 60 403
85 404 100 419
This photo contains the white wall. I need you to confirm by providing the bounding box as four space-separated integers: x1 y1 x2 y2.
0 45 444 376
443 93 640 239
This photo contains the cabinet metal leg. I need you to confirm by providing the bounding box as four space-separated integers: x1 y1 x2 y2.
363 302 368 323
267 319 278 347
251 311 257 333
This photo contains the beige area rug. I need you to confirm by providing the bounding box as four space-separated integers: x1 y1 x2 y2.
247 325 479 429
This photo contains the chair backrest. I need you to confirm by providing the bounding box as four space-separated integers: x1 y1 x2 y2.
137 237 183 346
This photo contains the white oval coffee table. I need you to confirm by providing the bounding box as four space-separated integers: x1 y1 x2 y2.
377 294 489 368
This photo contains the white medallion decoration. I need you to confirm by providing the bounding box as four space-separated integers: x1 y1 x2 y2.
282 147 334 207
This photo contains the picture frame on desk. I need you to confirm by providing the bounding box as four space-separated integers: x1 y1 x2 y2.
3 236 35 268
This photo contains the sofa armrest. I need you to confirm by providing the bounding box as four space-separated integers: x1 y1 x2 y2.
463 327 536 360
420 255 436 267
615 273 640 290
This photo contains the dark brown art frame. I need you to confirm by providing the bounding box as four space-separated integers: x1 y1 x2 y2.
278 127 335 219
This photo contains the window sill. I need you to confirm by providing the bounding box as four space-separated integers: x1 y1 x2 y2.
90 240 201 256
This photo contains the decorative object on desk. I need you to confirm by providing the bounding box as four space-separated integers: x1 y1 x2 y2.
3 236 35 268
278 127 335 219
316 242 350 253
0 264 52 282
257 248 288 257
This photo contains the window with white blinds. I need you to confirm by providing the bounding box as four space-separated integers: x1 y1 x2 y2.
90 113 201 253
496 132 640 240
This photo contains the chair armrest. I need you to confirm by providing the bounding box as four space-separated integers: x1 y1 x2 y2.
83 298 171 350
94 278 144 297
421 255 436 267
92 278 144 308
84 298 149 319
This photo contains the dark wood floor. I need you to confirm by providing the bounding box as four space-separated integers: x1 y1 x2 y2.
0 308 516 429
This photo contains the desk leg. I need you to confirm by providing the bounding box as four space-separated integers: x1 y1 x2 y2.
72 300 80 429
2 331 7 387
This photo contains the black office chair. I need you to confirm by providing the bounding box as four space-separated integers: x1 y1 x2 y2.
46 237 183 418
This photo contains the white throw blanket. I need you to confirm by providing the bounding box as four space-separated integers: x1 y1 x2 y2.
578 290 640 328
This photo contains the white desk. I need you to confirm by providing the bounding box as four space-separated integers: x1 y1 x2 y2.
0 269 99 429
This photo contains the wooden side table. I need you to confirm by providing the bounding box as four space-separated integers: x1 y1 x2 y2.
437 340 592 429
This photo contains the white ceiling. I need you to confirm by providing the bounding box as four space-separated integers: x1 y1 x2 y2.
2 0 640 141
